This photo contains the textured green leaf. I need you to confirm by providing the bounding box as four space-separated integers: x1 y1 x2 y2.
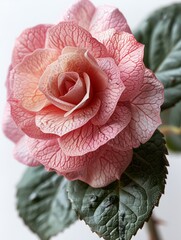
17 166 77 240
135 3 181 110
68 130 168 240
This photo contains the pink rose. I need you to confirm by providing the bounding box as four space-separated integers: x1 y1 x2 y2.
3 0 164 187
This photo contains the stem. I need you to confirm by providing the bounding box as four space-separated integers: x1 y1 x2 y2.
159 125 181 136
147 216 162 240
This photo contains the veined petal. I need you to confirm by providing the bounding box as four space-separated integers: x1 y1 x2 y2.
27 138 133 188
92 57 125 125
63 146 133 188
59 105 131 156
100 31 145 101
2 103 24 143
63 0 95 30
9 100 57 140
109 69 164 150
11 49 59 111
12 24 52 67
45 22 108 58
90 5 131 37
36 97 101 136
14 135 40 166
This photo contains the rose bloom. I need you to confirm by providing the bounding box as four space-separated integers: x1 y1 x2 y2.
3 0 164 187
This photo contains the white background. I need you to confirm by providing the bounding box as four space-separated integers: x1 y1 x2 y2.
0 0 181 239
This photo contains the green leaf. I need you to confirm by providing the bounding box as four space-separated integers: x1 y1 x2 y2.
134 3 181 110
68 130 168 240
17 166 77 240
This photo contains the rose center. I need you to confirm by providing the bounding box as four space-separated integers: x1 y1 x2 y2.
58 74 76 96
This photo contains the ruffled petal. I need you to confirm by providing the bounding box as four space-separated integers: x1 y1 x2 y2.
90 5 131 37
109 69 164 150
26 138 133 188
12 24 52 67
9 100 56 139
63 0 95 30
91 57 125 125
11 49 59 111
36 97 101 136
99 31 145 101
59 104 131 156
45 22 108 58
24 138 62 169
14 135 40 166
2 103 24 143
63 145 133 188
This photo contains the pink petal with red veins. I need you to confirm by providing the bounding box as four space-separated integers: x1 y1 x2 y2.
109 69 164 150
92 57 125 125
27 138 133 188
14 136 40 166
9 100 56 139
2 103 24 143
63 0 95 30
27 139 64 170
11 49 59 111
63 146 133 188
45 22 108 58
36 97 101 136
89 5 131 38
59 104 131 156
12 24 52 67
100 31 145 101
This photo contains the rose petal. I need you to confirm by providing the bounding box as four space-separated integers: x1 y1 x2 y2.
11 49 59 111
36 97 101 136
12 24 52 67
89 5 131 37
109 69 164 150
58 72 85 104
14 136 40 166
9 99 56 139
26 138 133 188
100 31 145 101
63 0 95 30
45 22 108 58
91 57 125 125
63 146 133 188
59 104 131 156
26 139 61 169
39 49 108 114
2 103 24 143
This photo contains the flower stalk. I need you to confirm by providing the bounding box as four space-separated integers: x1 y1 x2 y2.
147 216 162 240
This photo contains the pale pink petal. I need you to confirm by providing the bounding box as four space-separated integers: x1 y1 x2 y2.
39 49 107 114
63 0 95 30
9 100 57 139
59 105 131 156
14 136 40 166
91 57 125 125
12 24 52 67
36 97 101 136
2 103 24 143
26 138 133 188
109 69 164 150
26 139 63 170
89 5 131 38
63 146 133 188
11 49 59 111
45 22 108 58
100 31 145 101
